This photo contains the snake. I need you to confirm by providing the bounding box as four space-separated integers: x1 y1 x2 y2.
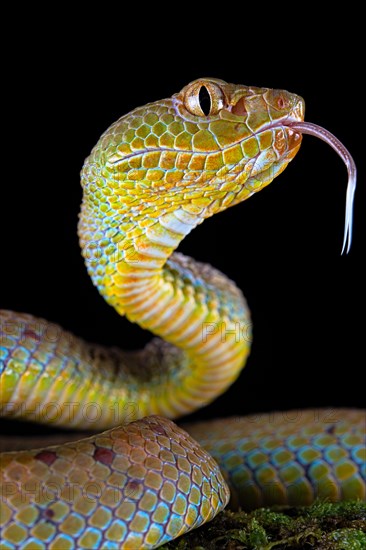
0 78 364 549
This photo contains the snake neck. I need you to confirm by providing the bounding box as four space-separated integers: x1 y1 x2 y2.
0 81 307 428
78 191 251 417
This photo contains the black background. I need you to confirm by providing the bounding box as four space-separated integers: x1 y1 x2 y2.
1 14 364 436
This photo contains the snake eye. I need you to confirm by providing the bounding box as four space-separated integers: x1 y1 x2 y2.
184 81 225 117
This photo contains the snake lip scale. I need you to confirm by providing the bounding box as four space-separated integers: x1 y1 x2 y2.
0 78 364 550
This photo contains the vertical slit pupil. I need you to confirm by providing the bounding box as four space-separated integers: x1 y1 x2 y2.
199 86 211 116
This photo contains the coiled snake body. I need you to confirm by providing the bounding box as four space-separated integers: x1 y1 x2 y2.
0 79 364 549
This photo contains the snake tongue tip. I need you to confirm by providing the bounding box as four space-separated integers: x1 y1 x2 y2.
341 238 350 256
342 172 356 255
290 121 357 255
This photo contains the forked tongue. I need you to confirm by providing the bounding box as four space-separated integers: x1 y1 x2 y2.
288 122 356 254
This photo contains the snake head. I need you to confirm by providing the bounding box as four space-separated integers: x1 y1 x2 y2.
81 78 355 253
173 78 305 214
83 78 304 222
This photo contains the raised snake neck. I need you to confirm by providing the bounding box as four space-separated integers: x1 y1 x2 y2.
0 78 364 549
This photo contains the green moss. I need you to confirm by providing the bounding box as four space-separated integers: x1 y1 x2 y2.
326 528 366 549
160 500 366 549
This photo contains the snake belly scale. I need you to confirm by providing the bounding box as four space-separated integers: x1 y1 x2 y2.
0 78 364 549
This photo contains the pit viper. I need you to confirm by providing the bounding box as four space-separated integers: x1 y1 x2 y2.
0 78 364 550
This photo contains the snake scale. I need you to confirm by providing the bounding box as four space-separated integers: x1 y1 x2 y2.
0 78 364 549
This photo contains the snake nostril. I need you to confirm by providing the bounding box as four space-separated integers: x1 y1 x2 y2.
277 97 286 109
231 97 247 117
